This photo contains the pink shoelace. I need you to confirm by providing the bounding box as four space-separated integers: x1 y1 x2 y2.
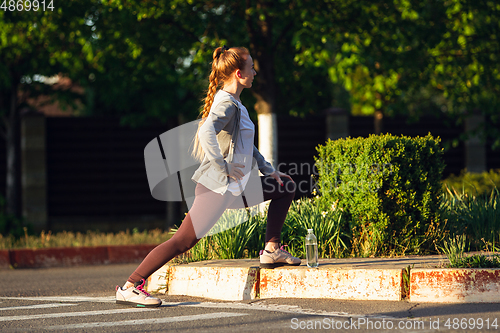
135 279 152 297
279 244 292 255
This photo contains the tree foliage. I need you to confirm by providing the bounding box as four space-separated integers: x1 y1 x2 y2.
1 0 499 226
294 0 500 147
86 0 334 123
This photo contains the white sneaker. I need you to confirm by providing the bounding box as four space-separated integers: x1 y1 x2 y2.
260 245 301 268
116 279 162 308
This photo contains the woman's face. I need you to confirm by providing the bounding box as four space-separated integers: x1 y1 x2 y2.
238 55 257 88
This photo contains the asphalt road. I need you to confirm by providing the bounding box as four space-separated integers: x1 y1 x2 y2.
2 264 500 332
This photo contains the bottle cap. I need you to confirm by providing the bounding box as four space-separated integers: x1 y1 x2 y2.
307 229 313 233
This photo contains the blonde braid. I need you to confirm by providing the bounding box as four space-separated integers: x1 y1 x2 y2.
203 70 219 118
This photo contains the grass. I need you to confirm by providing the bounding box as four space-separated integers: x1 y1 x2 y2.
442 186 500 251
0 228 173 250
438 233 500 268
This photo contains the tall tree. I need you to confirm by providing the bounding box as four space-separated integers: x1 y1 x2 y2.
0 2 97 232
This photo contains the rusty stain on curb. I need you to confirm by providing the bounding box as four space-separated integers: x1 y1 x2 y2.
260 267 403 301
410 268 500 303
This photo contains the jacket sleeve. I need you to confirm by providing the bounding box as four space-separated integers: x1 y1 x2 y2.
197 101 237 175
253 145 275 175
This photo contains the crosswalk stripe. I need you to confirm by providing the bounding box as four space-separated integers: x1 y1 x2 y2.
44 312 248 330
0 303 77 311
0 296 115 303
0 307 155 322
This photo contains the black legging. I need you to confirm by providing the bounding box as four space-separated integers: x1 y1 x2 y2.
128 176 296 284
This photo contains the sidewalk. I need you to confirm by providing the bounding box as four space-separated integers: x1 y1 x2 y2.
147 255 500 304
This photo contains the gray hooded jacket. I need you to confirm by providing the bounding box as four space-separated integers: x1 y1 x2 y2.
191 92 275 194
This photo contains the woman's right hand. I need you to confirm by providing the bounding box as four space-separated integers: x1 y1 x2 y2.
227 162 245 181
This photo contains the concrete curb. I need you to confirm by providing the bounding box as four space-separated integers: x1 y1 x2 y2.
260 268 402 301
147 263 403 301
147 260 260 301
410 268 500 303
0 244 158 269
146 257 500 303
169 265 259 300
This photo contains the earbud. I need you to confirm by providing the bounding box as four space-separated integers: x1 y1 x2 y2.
237 72 242 78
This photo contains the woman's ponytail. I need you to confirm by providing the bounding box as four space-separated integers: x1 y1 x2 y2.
191 46 249 162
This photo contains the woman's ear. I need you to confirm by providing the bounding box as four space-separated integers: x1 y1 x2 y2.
236 70 242 79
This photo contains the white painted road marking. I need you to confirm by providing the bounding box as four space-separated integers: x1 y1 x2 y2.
163 301 403 320
44 312 248 330
0 296 115 303
0 307 155 322
0 303 78 311
0 296 414 322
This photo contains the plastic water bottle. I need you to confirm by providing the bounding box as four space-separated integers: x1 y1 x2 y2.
305 229 318 268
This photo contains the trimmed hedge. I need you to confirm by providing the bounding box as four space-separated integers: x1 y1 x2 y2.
314 133 445 257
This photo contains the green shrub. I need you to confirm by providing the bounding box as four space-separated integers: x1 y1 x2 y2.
442 169 500 197
314 133 445 257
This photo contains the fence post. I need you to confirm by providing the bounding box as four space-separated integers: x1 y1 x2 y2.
465 113 486 173
21 112 48 232
465 114 486 173
326 107 349 140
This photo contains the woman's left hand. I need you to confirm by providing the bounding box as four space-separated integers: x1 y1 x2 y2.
269 170 293 186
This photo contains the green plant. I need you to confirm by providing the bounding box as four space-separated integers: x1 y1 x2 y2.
451 254 500 268
439 234 500 268
282 196 348 259
210 209 258 259
438 234 467 267
181 236 213 263
442 169 500 197
442 187 500 250
401 264 414 300
246 211 267 258
315 133 445 257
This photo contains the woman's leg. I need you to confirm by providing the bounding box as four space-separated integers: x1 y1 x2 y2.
261 176 296 244
126 184 236 284
238 175 298 268
233 175 296 245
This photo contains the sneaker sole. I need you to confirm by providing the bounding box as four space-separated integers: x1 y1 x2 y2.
260 262 301 269
116 300 162 308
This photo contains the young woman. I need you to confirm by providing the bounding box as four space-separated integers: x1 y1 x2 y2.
116 46 300 307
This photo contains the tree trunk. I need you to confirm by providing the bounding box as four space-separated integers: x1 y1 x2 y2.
247 0 279 168
257 113 277 167
6 81 21 224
